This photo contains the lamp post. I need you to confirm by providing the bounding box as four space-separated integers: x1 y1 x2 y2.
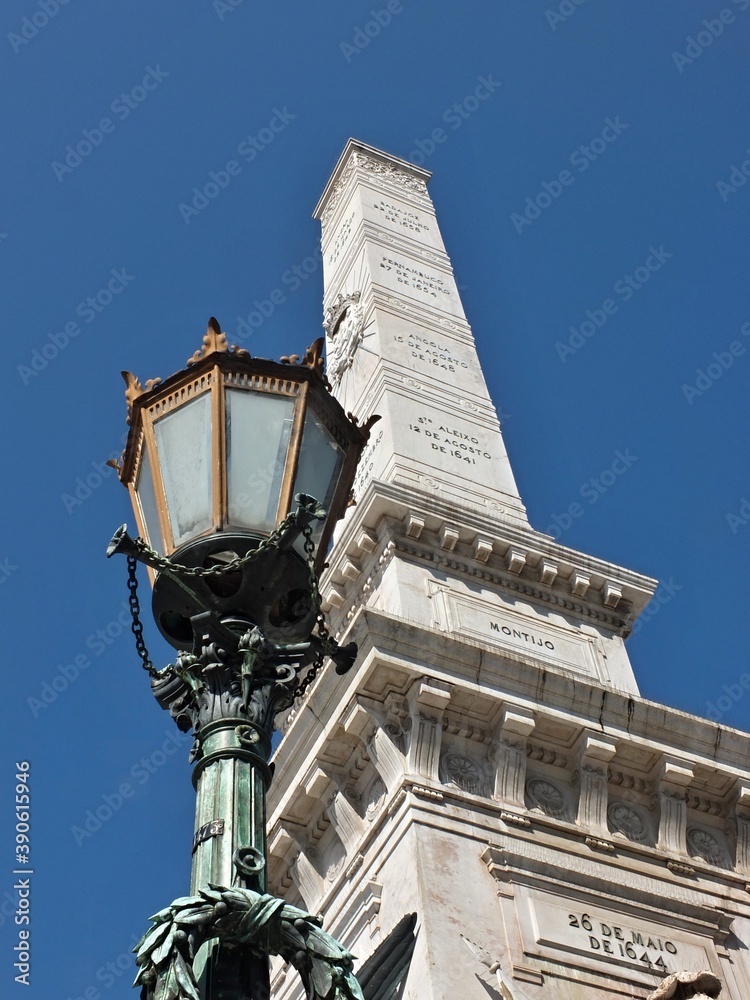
107 319 374 1000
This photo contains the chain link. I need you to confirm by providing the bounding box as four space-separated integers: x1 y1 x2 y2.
123 508 338 696
127 555 162 679
294 523 334 700
127 507 307 579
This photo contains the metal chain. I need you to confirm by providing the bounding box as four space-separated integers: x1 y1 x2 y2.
127 555 162 679
294 523 335 700
124 511 338 695
127 507 306 579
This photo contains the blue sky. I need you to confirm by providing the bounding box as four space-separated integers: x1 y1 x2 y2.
1 1 749 996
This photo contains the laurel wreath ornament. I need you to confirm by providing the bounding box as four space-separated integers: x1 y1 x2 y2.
133 883 365 1000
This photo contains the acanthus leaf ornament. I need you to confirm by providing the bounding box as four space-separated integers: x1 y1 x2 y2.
186 316 230 366
121 371 163 425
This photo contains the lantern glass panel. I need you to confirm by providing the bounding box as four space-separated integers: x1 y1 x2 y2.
226 388 295 531
154 393 213 547
293 409 345 536
135 441 163 551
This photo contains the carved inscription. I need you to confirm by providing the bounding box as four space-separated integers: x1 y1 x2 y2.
491 623 555 649
566 911 677 972
394 332 468 372
373 200 430 233
408 415 491 466
329 211 355 265
352 427 383 496
447 596 600 677
379 255 450 298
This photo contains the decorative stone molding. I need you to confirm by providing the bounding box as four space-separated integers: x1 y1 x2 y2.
525 778 568 820
321 837 347 883
492 706 535 808
354 150 428 195
575 733 617 836
364 777 387 821
666 860 696 877
440 750 488 796
406 677 453 781
325 585 346 609
440 524 459 551
539 559 558 586
366 720 407 793
735 785 750 872
686 793 724 817
506 547 527 575
686 827 731 870
409 783 444 801
341 699 375 743
500 811 531 828
473 536 493 563
405 513 424 538
391 534 633 630
278 824 324 907
441 714 490 744
341 556 361 581
356 528 378 554
602 581 623 608
607 768 652 795
325 778 365 856
571 571 591 598
302 766 331 802
607 802 650 844
657 758 694 855
585 836 615 853
320 149 427 229
527 743 568 768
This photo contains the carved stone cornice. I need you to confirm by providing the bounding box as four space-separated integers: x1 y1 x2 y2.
527 743 568 769
317 147 429 230
687 793 726 817
608 768 654 795
321 478 658 634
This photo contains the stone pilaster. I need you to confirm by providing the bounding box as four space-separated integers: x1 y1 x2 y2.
575 733 618 836
325 776 366 856
491 706 536 808
274 822 324 909
657 758 694 855
406 677 453 781
734 785 750 873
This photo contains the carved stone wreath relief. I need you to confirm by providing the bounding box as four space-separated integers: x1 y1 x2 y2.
440 752 485 795
686 827 730 869
607 802 649 843
525 778 567 819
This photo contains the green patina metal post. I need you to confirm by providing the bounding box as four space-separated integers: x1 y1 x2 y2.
107 326 372 1000
190 724 270 997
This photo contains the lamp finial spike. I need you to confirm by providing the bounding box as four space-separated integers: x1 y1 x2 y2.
187 317 229 365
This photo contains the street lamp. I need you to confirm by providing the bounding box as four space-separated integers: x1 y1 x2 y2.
107 319 374 1000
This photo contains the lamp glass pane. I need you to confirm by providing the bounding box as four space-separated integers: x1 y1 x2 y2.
293 409 345 536
154 393 213 547
226 388 295 531
135 442 162 551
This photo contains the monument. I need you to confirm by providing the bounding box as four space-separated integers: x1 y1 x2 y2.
264 141 750 999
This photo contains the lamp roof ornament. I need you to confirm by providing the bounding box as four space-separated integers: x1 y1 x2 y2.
120 317 333 425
